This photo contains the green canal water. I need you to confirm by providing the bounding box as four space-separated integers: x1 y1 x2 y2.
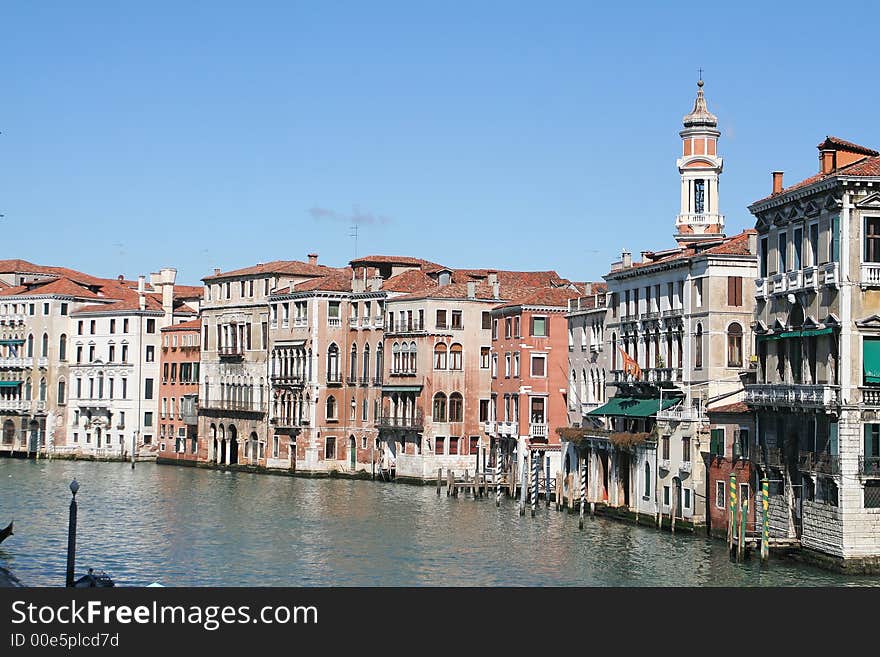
1 458 878 586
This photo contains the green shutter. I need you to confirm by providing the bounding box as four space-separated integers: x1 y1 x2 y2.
710 428 724 456
830 422 838 456
867 424 879 458
831 215 840 263
864 338 880 384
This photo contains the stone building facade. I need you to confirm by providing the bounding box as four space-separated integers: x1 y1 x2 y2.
157 318 202 462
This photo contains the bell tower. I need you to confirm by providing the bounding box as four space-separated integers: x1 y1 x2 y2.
675 78 724 244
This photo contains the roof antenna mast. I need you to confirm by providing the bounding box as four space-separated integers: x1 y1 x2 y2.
349 223 359 259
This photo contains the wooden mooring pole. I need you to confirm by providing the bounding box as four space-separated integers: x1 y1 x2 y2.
727 472 737 553
437 468 442 496
496 445 503 508
579 455 587 530
531 451 538 517
760 477 770 565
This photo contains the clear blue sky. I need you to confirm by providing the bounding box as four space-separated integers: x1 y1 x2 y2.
3 1 879 286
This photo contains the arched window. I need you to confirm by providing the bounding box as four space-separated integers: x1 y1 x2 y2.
27 334 34 358
644 462 651 497
375 343 383 380
433 392 447 422
57 379 66 404
41 333 49 358
392 342 400 373
350 344 358 380
362 343 370 379
434 343 447 370
2 420 14 445
695 323 703 369
570 370 577 409
449 343 462 371
327 343 339 381
409 342 417 373
59 334 67 361
24 378 31 400
39 377 47 401
449 392 463 422
727 322 743 367
326 395 337 419
611 333 618 369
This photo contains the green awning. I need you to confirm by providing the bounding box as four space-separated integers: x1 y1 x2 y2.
587 396 681 418
381 385 423 393
865 338 880 384
0 381 22 387
758 327 835 341
0 339 24 346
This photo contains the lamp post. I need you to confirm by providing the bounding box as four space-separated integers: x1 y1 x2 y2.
65 479 79 587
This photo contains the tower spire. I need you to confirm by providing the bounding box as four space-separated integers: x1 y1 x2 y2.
674 78 724 244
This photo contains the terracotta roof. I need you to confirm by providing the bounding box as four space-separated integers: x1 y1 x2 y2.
708 401 750 414
616 229 755 273
0 280 8 289
162 318 202 331
290 268 354 293
351 255 443 269
381 269 438 294
817 136 879 156
391 281 501 302
493 287 580 310
72 292 195 316
172 285 204 299
0 276 102 299
202 260 332 282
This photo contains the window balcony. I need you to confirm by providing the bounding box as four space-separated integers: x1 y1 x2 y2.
0 399 29 411
328 318 341 328
358 377 370 387
345 375 358 386
770 273 787 295
349 317 359 328
785 269 802 292
377 411 424 431
860 456 880 477
659 458 671 471
754 277 768 299
484 421 496 434
861 262 880 287
744 383 840 409
661 308 683 318
371 376 383 387
679 461 692 474
500 421 519 436
802 265 820 290
799 451 840 475
389 370 417 378
218 345 244 359
326 373 343 386
529 423 547 439
271 374 305 387
656 404 703 422
385 321 426 335
822 262 839 287
293 317 308 328
0 315 26 326
751 446 784 468
37 357 48 369
0 357 32 369
581 402 600 416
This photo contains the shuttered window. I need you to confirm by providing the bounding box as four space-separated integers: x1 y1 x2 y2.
710 428 725 457
727 276 742 307
863 338 880 384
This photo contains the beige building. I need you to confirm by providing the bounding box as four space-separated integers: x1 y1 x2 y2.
746 136 880 569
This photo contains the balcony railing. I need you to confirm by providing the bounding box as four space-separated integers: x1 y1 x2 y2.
293 317 308 327
679 461 692 474
770 273 787 295
620 314 638 323
786 269 803 292
484 421 496 434
500 421 519 436
581 402 601 416
755 277 768 299
389 370 417 377
802 266 819 290
751 446 784 468
661 308 683 318
862 387 880 406
198 399 267 414
0 357 32 369
385 321 426 335
530 423 548 438
0 399 29 411
744 383 840 409
860 456 880 476
326 373 343 385
218 345 245 358
346 375 358 386
328 318 341 327
271 374 305 386
822 262 839 287
798 451 840 475
377 411 425 431
643 310 661 321
656 404 703 422
0 315 26 325
37 357 48 369
349 317 359 328
358 377 370 387
371 376 383 387
861 263 880 287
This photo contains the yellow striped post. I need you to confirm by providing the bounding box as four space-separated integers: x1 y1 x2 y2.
760 477 770 564
727 473 737 554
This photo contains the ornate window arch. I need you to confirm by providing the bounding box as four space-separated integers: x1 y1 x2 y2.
449 343 462 371
434 343 447 370
433 392 447 422
727 322 743 367
449 392 463 422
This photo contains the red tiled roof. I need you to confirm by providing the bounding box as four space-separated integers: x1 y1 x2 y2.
618 229 755 273
162 318 202 331
290 268 354 293
351 255 444 269
72 291 195 316
450 269 568 288
0 280 8 289
202 260 332 281
0 276 102 299
817 136 879 156
391 281 501 302
172 285 203 299
381 269 438 294
708 401 750 414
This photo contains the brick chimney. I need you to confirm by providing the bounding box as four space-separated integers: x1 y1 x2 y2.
467 281 476 299
820 149 836 174
308 253 319 266
772 171 784 194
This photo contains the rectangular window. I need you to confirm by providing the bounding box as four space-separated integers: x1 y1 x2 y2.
514 316 520 337
479 399 489 423
864 337 880 385
146 318 156 334
662 434 670 460
90 320 96 334
122 378 128 399
144 412 153 427
684 488 692 510
695 278 703 308
830 215 840 263
480 347 490 369
682 436 691 463
530 354 546 377
513 352 520 377
727 276 742 307
482 312 491 330
145 345 155 362
144 378 154 400
435 437 445 455
504 353 511 377
123 319 129 333
531 316 547 337
793 226 803 270
710 428 725 457
110 319 116 334
43 302 50 315
759 236 769 278
492 319 498 340
663 486 670 506
436 309 447 329
451 310 463 330
778 232 788 272
809 223 819 266
121 345 128 362
505 318 512 338
60 302 68 315
716 480 726 509
866 217 880 263
324 437 336 460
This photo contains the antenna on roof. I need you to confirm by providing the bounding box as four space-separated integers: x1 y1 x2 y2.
349 223 359 259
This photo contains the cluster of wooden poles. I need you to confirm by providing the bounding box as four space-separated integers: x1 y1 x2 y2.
728 472 772 564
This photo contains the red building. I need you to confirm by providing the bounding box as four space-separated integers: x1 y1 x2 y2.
158 318 201 462
706 402 756 537
488 287 580 479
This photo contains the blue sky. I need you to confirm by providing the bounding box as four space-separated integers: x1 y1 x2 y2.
3 1 879 286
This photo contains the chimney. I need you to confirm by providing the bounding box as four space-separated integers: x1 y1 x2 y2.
467 281 476 299
308 253 319 266
213 268 221 276
117 274 124 282
772 171 784 194
492 282 500 299
748 231 757 256
583 282 592 296
621 250 632 269
487 270 498 286
160 268 177 316
640 250 652 263
820 149 836 174
137 275 146 311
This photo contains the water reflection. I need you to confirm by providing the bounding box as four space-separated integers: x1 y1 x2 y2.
0 459 877 587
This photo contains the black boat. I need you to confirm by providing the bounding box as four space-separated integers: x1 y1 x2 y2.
73 568 115 588
0 521 12 545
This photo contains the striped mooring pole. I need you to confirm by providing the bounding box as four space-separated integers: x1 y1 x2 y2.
531 450 539 517
737 497 748 562
760 477 770 564
496 444 503 507
727 472 737 554
579 452 587 530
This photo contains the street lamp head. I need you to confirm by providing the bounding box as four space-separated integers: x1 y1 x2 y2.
69 479 79 497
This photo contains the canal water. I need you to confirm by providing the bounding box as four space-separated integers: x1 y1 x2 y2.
1 459 878 587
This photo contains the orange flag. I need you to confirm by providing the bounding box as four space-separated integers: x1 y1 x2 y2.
618 347 642 381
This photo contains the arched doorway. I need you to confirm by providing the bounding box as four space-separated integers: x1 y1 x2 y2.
349 435 356 469
2 420 14 445
228 425 238 464
28 420 40 453
672 476 683 519
249 432 259 464
219 425 226 464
